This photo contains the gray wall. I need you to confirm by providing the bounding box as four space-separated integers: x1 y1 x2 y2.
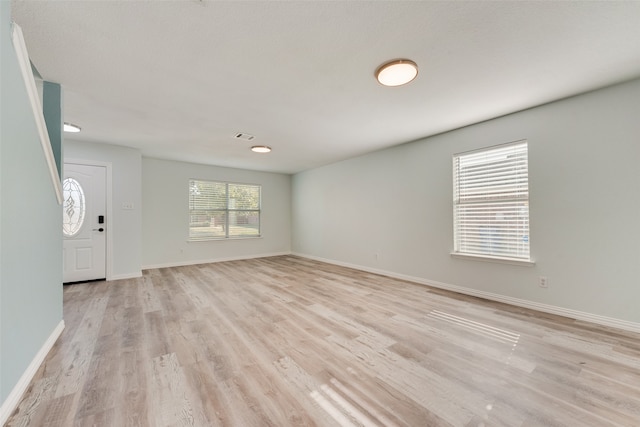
1 0 63 404
64 140 142 279
142 157 291 268
292 78 640 325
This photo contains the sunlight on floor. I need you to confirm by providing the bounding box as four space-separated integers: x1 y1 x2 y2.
427 310 520 344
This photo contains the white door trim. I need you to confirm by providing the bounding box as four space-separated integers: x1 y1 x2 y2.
64 158 114 281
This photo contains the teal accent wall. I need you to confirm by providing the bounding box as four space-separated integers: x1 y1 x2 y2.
0 0 63 407
43 81 63 179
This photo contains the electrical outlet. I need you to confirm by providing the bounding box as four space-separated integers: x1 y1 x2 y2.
539 276 549 288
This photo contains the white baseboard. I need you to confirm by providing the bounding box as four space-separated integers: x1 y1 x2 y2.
109 271 143 281
142 251 291 271
0 320 65 426
292 252 640 334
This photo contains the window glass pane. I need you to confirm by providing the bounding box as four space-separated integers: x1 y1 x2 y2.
190 210 227 239
190 180 226 210
228 211 260 237
229 184 260 210
63 177 86 237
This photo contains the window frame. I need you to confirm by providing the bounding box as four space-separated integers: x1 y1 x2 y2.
451 140 533 265
188 179 262 241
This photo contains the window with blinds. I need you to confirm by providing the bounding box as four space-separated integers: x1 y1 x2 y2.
453 141 530 260
189 179 261 240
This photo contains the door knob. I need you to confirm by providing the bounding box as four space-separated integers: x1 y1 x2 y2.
93 228 104 232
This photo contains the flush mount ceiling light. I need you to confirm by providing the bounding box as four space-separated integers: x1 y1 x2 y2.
251 145 271 153
63 122 81 133
375 59 418 87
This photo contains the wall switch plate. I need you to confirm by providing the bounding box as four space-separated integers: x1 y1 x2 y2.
539 276 549 288
122 202 134 210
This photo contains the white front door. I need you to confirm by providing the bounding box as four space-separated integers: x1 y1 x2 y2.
63 163 107 283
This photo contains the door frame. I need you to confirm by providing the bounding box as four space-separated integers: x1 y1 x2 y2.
64 158 114 281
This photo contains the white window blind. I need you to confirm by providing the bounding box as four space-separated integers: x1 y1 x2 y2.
189 180 261 240
453 141 530 260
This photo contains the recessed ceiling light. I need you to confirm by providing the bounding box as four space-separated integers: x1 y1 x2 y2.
63 122 81 133
375 59 418 87
251 145 271 153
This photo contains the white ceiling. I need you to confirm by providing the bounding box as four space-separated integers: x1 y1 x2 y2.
12 1 640 174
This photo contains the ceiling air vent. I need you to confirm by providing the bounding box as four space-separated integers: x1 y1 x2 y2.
235 132 255 141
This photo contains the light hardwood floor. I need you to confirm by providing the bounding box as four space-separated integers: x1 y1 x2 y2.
6 255 640 426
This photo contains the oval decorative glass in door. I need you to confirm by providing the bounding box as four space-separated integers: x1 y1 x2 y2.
62 177 86 236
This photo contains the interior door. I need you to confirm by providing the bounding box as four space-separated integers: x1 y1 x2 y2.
63 163 106 283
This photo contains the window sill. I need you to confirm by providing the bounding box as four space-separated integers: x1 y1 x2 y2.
188 236 262 242
450 252 535 267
